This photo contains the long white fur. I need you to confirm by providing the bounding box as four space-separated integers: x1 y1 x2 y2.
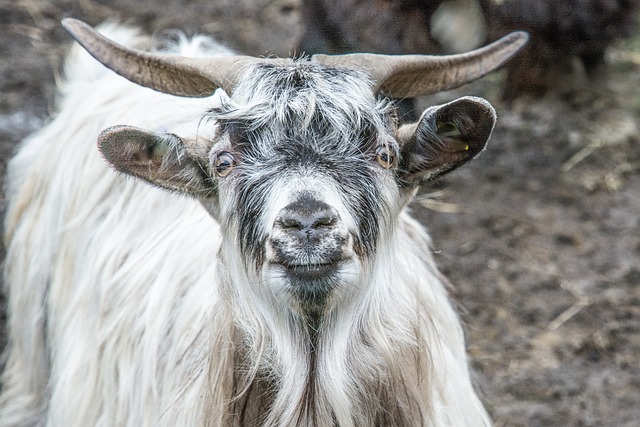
0 24 491 426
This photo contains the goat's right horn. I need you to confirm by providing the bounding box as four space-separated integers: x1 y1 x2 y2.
62 18 260 97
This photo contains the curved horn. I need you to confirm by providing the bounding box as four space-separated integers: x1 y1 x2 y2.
312 31 529 99
62 18 258 97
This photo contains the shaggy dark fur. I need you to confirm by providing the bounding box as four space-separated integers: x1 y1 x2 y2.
299 0 447 55
299 0 640 99
483 0 640 98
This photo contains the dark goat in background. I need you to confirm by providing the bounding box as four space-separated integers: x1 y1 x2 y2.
300 0 487 55
300 0 640 99
484 0 640 98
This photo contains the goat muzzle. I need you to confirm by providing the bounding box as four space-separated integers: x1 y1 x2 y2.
268 197 351 284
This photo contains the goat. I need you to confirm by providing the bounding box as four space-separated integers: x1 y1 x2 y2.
0 18 527 426
483 0 640 98
300 0 640 99
299 0 488 56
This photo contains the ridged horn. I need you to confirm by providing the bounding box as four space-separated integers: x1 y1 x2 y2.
61 18 260 97
312 31 529 99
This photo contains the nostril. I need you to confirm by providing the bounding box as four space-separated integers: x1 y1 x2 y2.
312 215 337 229
279 217 304 230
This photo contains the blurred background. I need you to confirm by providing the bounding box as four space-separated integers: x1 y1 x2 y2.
1 1 639 425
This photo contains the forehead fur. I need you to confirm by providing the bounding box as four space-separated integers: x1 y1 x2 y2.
209 60 397 149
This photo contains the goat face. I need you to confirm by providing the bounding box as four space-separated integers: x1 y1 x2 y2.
65 18 523 316
99 61 496 316
208 63 401 314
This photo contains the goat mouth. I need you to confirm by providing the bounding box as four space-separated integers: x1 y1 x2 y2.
268 259 351 310
279 262 344 307
269 254 350 280
281 262 342 280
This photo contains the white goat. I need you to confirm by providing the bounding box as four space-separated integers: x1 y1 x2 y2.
0 19 527 426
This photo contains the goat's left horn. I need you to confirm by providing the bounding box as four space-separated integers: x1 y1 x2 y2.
312 31 529 99
62 18 261 97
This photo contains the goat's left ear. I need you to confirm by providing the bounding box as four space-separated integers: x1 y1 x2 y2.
397 96 496 184
98 125 215 197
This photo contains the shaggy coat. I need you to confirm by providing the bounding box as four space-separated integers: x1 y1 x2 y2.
0 25 495 426
483 0 640 97
300 0 640 98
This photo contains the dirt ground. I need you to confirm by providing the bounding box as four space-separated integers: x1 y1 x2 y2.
1 1 639 426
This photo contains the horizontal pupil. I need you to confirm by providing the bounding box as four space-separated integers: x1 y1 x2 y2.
214 153 234 176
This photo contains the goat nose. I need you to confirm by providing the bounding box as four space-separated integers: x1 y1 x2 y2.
275 200 339 239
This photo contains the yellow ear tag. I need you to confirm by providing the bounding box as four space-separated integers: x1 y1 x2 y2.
448 141 470 152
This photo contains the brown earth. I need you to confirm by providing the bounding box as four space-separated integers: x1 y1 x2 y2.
1 1 639 426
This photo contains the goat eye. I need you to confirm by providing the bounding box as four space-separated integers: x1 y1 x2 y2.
213 152 235 177
375 145 395 169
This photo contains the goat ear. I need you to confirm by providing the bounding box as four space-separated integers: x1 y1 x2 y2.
98 126 214 197
397 96 496 184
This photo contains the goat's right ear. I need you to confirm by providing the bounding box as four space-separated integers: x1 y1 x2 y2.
396 96 496 184
98 126 215 197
